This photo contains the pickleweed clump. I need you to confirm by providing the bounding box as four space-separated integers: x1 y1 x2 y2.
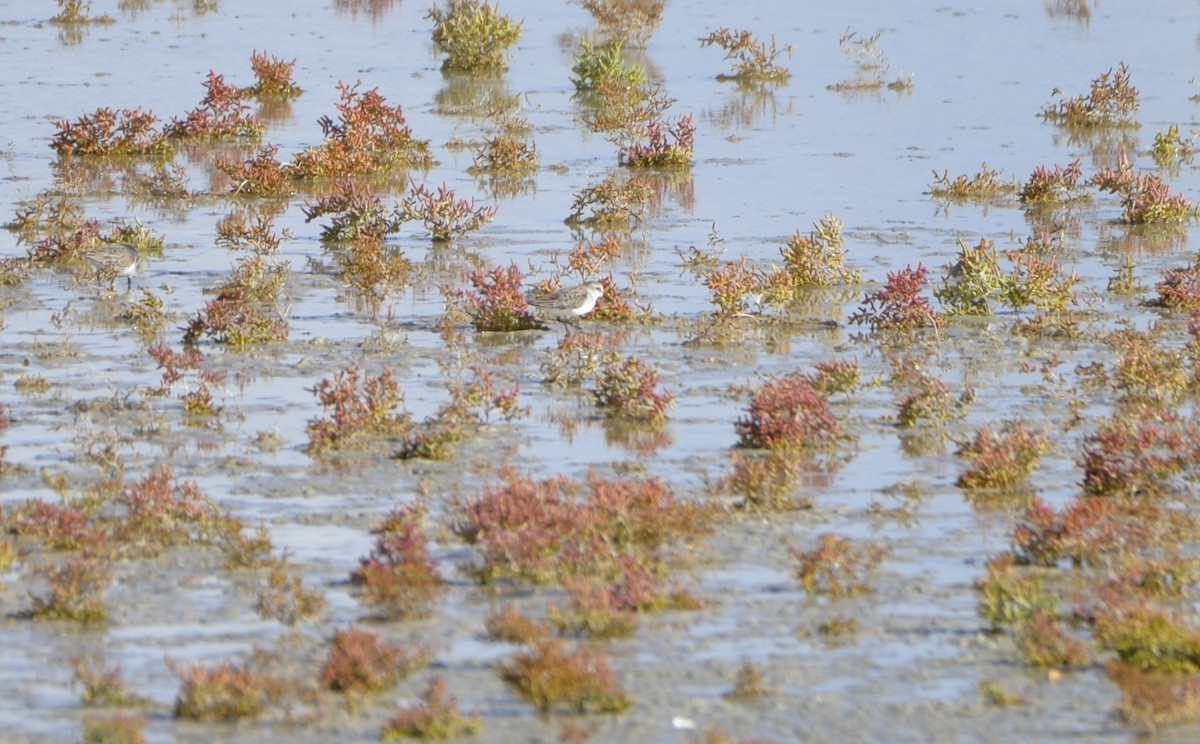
396 365 525 461
1015 610 1091 668
450 263 541 332
1092 151 1197 224
305 366 411 452
998 250 1080 314
216 144 293 197
593 354 674 421
890 357 974 428
701 255 768 318
451 468 710 585
624 112 695 168
5 193 85 243
1012 495 1142 567
698 27 793 82
215 210 290 254
50 107 171 157
72 657 151 708
929 163 1017 200
571 38 648 94
1095 607 1200 674
934 239 1008 315
956 420 1053 490
427 0 523 72
1080 413 1200 500
724 662 771 701
51 0 114 24
164 71 264 141
289 81 434 179
302 179 399 243
350 504 445 620
1109 660 1200 729
247 50 303 99
764 214 860 292
540 330 621 387
28 551 112 623
700 27 792 82
467 130 538 175
111 466 237 556
549 558 701 639
566 172 653 227
1151 260 1200 310
484 605 551 645
1042 62 1139 127
735 372 839 450
171 658 273 721
848 264 942 333
1150 124 1197 169
319 626 430 695
975 554 1058 631
716 452 812 511
499 639 632 713
395 181 496 242
1019 159 1090 205
180 269 290 349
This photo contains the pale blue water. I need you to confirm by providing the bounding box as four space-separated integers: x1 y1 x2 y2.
0 1 1195 741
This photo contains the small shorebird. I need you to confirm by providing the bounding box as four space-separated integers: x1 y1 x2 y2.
527 281 605 328
83 242 140 290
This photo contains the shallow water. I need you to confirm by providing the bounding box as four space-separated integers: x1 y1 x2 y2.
1 0 1199 741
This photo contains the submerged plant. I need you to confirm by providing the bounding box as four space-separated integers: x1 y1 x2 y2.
382 677 482 740
828 30 912 92
698 27 793 81
791 533 887 596
929 163 1017 200
579 0 664 46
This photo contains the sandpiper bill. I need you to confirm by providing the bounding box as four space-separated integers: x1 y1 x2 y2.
84 242 140 290
527 281 605 328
